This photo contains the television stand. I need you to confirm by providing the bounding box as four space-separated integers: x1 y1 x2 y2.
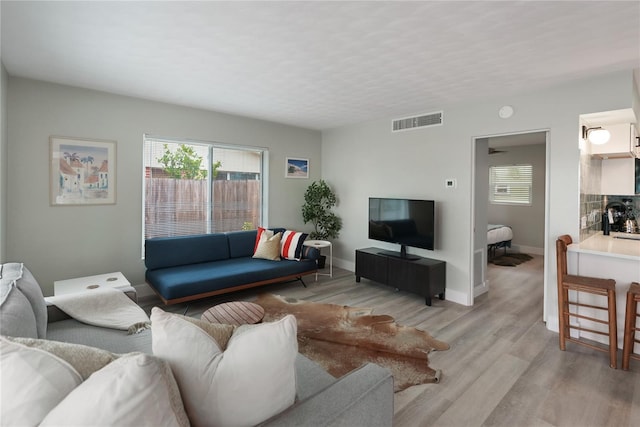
377 250 420 261
355 247 446 306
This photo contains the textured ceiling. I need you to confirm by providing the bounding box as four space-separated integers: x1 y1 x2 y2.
2 1 639 130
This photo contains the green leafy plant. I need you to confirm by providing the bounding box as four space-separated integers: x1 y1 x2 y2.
212 160 222 179
302 180 342 240
158 144 208 180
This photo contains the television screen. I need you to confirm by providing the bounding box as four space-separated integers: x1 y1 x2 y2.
369 198 435 254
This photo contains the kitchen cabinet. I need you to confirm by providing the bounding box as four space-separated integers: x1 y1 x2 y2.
591 123 638 159
601 157 636 195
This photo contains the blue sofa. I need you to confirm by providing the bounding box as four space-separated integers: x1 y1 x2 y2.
144 229 319 305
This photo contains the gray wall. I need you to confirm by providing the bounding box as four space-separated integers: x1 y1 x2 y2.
0 62 7 262
5 68 638 335
487 144 546 253
7 77 321 295
321 70 636 330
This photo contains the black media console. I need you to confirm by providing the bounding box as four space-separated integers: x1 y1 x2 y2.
355 247 446 306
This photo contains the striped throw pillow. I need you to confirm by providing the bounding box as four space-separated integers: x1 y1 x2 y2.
280 230 308 260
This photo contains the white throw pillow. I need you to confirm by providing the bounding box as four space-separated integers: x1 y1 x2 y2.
41 353 190 427
253 227 274 252
0 337 82 426
151 307 298 427
253 231 282 261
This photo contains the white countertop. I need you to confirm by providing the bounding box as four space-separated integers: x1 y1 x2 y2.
568 232 640 261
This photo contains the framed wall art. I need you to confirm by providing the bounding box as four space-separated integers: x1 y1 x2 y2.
285 157 309 179
50 136 117 206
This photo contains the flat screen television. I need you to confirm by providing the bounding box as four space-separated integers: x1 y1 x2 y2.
368 197 435 259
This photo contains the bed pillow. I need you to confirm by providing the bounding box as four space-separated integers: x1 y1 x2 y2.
280 230 308 260
253 232 282 261
151 307 298 427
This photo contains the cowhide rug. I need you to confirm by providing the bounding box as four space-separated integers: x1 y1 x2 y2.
255 293 449 392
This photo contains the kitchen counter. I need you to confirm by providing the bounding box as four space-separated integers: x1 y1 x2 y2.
568 232 640 260
566 231 639 350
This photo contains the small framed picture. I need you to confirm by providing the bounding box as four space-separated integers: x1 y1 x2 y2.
285 157 309 179
50 136 117 206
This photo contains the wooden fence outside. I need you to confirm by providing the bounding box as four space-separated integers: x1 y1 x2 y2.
145 178 261 239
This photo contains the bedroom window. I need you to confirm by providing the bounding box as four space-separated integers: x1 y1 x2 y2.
489 164 533 205
143 135 267 240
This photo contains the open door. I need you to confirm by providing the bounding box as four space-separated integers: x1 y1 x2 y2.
471 130 549 319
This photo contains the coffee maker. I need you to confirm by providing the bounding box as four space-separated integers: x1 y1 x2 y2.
603 201 626 232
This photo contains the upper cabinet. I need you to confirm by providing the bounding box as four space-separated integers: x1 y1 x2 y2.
600 157 637 195
591 123 639 159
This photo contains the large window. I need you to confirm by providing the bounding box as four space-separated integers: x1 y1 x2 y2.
489 164 533 205
143 136 266 240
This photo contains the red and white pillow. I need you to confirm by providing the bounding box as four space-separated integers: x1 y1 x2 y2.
280 230 308 260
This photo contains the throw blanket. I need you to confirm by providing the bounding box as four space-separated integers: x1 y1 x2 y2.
0 263 24 306
48 288 150 334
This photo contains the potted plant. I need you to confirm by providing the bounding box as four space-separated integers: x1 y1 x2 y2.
301 180 342 268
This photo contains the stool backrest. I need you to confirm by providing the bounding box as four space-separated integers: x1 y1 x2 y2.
556 234 573 284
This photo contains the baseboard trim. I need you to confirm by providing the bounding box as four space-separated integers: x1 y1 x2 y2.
446 288 471 306
512 245 544 255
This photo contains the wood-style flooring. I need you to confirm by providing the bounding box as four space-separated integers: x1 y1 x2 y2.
139 254 640 426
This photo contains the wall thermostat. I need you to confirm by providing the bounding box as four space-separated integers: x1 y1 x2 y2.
445 178 457 188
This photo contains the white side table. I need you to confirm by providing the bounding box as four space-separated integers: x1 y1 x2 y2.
54 272 131 296
303 240 332 280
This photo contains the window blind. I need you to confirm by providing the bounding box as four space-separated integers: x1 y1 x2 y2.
143 136 265 240
489 164 533 205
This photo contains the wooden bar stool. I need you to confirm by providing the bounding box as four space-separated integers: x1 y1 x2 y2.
556 235 617 368
622 282 640 370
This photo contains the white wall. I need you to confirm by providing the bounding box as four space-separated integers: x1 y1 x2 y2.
488 144 546 253
7 77 321 295
322 70 636 326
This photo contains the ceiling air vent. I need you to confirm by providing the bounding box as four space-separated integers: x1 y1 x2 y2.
392 111 443 132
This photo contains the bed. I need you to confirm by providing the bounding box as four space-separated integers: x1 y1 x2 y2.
487 224 513 259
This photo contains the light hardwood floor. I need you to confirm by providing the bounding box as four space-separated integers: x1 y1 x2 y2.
139 255 640 426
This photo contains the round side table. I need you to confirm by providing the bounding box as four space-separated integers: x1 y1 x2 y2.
201 301 265 326
303 239 332 280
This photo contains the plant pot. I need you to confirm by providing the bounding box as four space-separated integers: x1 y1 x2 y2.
317 255 327 269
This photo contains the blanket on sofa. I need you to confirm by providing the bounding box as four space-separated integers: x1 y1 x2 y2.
48 288 150 334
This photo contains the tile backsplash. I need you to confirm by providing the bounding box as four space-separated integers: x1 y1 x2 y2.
578 142 639 240
580 194 640 241
579 193 604 241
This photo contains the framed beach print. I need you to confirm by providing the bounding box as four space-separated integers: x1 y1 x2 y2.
285 157 309 179
50 136 117 206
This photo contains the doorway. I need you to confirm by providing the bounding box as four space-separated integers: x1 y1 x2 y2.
471 130 549 320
